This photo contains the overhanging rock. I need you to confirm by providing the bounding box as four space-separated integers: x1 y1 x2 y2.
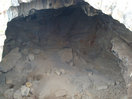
0 0 132 61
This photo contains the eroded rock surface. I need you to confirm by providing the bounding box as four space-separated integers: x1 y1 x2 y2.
111 37 132 98
0 3 131 99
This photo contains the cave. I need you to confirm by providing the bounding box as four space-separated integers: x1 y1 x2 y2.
0 1 132 99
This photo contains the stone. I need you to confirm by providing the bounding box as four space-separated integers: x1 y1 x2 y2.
74 94 82 99
32 49 40 54
26 97 33 99
26 82 32 88
59 48 73 63
55 89 67 97
69 61 74 66
7 7 18 21
19 0 32 3
85 0 132 31
21 48 28 55
21 85 30 96
81 95 89 99
55 70 61 76
60 69 65 74
0 35 6 46
28 54 34 61
97 85 108 90
121 95 127 99
13 89 22 99
4 89 14 99
116 81 120 85
88 71 93 76
55 69 65 76
127 83 132 98
6 78 13 85
0 48 21 72
130 72 132 77
30 87 35 94
107 81 116 86
11 0 19 6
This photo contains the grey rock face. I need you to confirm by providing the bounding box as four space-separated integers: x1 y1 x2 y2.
0 2 131 99
0 48 21 73
85 0 132 31
111 37 132 98
21 85 30 96
7 0 83 21
1 0 131 31
4 89 14 99
13 89 22 99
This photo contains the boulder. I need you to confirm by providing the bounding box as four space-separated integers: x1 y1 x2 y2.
21 85 30 97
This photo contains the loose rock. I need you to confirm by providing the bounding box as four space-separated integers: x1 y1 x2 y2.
21 86 30 96
28 54 34 61
97 85 108 90
55 70 61 76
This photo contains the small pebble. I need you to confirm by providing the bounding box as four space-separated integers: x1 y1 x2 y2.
28 54 34 61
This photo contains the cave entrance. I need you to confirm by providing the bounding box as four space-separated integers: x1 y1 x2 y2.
1 1 132 99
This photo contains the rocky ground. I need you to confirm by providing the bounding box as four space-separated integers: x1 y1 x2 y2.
0 2 132 99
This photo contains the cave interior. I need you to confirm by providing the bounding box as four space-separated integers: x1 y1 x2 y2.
0 1 132 99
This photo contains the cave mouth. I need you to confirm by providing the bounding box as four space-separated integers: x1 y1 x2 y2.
0 1 132 99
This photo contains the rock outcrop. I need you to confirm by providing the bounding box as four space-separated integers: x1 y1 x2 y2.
111 37 132 98
0 0 132 98
85 0 132 31
0 6 128 97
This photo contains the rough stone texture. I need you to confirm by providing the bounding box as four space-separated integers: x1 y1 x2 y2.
4 89 14 99
0 0 132 62
0 48 21 72
111 37 132 98
13 89 23 99
85 0 132 31
1 0 131 31
21 85 30 96
55 89 67 97
0 0 132 98
0 0 82 62
7 0 82 21
0 5 128 98
59 48 73 63
1 0 132 31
